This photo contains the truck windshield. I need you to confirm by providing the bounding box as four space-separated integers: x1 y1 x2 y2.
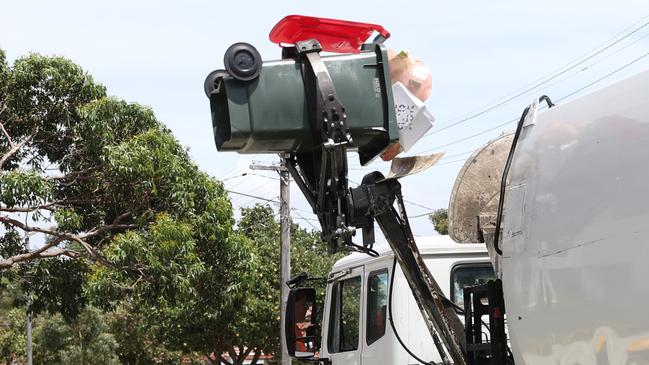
451 263 496 305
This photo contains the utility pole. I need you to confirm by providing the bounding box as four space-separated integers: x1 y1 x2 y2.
250 155 291 365
26 307 32 365
25 236 33 365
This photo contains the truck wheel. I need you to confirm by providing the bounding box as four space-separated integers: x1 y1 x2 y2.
204 69 229 98
223 42 262 81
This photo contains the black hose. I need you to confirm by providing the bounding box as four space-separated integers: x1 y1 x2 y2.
388 258 440 365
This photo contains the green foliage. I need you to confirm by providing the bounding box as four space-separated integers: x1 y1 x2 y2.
0 230 23 258
88 214 205 308
53 208 82 232
429 208 449 235
22 258 90 321
0 52 106 170
0 308 26 364
104 303 192 365
0 170 52 207
235 204 343 359
34 308 120 365
33 313 70 364
0 49 248 336
86 172 253 357
1 48 346 364
0 48 264 362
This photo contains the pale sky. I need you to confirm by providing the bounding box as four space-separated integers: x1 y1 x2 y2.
2 0 649 239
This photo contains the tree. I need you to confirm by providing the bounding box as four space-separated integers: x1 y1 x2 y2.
429 208 449 235
0 49 255 361
87 211 253 360
0 308 26 364
33 307 120 365
103 302 191 365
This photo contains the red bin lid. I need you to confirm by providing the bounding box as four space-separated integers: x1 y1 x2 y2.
269 15 390 54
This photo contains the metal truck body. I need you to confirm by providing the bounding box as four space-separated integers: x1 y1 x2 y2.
500 69 649 364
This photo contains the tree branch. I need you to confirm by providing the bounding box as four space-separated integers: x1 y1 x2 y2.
0 201 59 213
0 135 30 167
48 166 99 181
0 236 67 269
81 212 136 239
0 119 14 147
0 215 65 237
0 212 138 269
228 345 238 364
250 349 261 365
241 347 253 363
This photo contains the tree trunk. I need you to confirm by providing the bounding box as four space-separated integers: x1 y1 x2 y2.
249 349 262 365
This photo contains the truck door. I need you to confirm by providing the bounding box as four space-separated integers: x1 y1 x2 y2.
324 266 364 365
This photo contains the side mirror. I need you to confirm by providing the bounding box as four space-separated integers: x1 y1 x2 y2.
285 287 320 359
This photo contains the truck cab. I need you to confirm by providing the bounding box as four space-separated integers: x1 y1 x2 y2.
286 235 495 364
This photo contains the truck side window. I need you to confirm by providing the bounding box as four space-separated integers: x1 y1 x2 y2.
450 263 496 305
327 276 361 353
367 269 388 345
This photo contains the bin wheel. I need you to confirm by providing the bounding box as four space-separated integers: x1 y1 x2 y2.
223 42 262 81
204 69 229 98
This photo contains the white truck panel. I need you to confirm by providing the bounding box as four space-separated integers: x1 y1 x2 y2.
502 70 649 364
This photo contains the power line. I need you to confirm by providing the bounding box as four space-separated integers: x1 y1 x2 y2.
227 190 279 204
417 118 518 154
416 48 649 156
221 171 281 183
425 15 649 135
409 212 434 218
248 172 280 180
436 157 473 167
220 164 249 181
556 49 649 103
291 208 320 231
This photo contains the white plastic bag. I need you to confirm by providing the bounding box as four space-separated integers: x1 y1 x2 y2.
392 81 434 152
381 50 434 160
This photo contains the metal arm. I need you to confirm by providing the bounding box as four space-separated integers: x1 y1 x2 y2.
348 172 467 365
282 40 467 364
283 39 355 253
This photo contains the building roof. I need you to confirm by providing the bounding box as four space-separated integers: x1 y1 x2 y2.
331 235 488 272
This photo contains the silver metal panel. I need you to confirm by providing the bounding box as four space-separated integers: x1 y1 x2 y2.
502 70 649 364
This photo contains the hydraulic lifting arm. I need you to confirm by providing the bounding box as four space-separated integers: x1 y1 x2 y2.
283 39 467 365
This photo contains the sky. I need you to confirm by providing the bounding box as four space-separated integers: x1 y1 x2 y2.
2 0 649 240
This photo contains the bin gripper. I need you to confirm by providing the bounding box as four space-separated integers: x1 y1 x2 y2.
282 39 356 253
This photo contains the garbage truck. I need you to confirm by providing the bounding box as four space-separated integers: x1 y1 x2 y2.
204 15 649 364
297 235 495 365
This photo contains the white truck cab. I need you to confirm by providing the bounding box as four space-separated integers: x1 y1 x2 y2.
286 235 494 365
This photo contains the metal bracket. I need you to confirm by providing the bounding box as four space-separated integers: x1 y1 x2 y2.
280 39 355 252
522 97 540 128
464 279 509 365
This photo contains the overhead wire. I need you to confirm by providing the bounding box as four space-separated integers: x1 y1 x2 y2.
291 208 320 231
226 190 279 204
555 49 649 103
427 15 649 134
344 15 649 174
415 47 649 156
